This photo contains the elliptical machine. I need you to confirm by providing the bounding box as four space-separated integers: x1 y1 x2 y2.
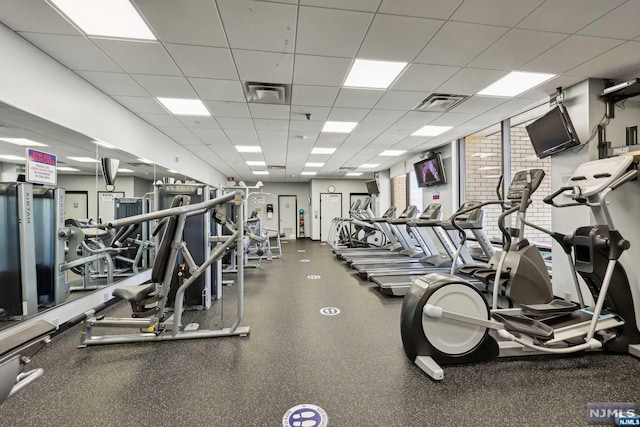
400 156 640 380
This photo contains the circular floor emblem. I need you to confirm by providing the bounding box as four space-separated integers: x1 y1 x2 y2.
300 259 310 263
282 404 328 427
319 243 327 246
297 249 306 253
307 275 321 280
320 307 340 316
282 241 289 244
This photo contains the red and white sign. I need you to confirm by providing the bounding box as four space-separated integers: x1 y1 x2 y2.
26 148 57 185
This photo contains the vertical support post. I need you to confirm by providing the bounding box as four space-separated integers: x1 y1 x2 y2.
203 185 211 309
54 188 69 304
232 191 244 332
455 138 464 209
17 183 38 317
501 118 512 233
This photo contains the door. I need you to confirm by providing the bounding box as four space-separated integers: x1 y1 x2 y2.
320 193 342 241
278 195 297 239
64 191 88 220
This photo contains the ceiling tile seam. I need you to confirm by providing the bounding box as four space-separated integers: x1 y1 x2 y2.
570 0 636 38
558 39 628 75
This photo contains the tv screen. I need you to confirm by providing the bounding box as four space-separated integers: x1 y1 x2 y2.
365 180 379 195
414 153 446 187
526 105 580 159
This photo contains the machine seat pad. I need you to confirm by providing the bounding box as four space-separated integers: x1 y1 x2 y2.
113 284 155 303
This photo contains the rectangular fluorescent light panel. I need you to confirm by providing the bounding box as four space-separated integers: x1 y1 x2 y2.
0 138 48 147
93 140 116 149
167 169 179 173
360 164 380 168
305 162 324 167
478 71 556 97
57 166 80 171
0 155 26 161
301 171 317 176
253 171 269 175
379 150 406 157
346 172 363 176
246 161 266 166
322 121 358 133
157 98 210 116
118 168 134 173
67 156 98 163
137 158 154 164
311 147 336 155
344 59 408 89
236 146 262 153
412 125 452 137
50 0 156 40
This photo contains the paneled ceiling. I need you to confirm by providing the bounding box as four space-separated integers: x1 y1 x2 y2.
1 0 640 182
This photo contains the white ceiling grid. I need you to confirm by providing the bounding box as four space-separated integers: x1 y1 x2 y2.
0 0 639 181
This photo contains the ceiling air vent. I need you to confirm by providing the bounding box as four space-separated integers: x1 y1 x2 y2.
268 165 286 170
414 93 468 112
243 82 291 105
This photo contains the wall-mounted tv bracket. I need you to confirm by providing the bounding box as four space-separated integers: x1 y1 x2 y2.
600 78 640 119
549 87 565 107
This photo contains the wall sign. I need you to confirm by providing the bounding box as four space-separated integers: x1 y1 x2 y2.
321 194 340 203
282 404 328 427
251 195 266 204
26 148 57 185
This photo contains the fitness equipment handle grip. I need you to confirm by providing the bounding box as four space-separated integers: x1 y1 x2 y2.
609 169 638 191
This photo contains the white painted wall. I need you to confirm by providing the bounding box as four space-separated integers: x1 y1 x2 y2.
376 169 390 217
309 179 370 240
0 24 225 187
247 182 311 238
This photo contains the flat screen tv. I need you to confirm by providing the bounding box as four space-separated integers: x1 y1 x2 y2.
414 153 446 188
365 180 379 195
525 104 580 159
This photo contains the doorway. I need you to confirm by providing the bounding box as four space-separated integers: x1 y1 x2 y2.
65 191 88 220
320 192 342 241
278 195 297 239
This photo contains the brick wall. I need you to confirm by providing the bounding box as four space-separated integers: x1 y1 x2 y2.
391 174 406 215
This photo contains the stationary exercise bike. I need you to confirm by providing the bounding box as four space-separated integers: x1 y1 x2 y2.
401 156 640 380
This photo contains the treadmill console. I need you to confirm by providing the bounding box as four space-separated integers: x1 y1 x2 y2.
507 169 545 200
381 207 396 218
419 203 441 220
400 205 418 219
453 201 482 222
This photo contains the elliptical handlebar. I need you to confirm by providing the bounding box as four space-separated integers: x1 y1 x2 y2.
609 169 638 191
543 186 584 208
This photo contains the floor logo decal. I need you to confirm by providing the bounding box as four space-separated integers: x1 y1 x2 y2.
307 275 321 280
320 307 340 316
282 404 328 427
297 250 306 253
300 259 310 263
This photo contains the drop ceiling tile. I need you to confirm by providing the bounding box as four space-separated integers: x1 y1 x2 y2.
379 0 462 19
157 126 193 137
391 64 460 92
451 0 544 27
567 41 640 78
300 0 380 11
189 78 246 102
516 0 624 33
249 104 291 120
469 29 568 70
112 96 167 114
315 133 349 145
164 44 237 79
172 135 203 145
138 113 183 127
293 55 352 86
217 0 297 52
291 85 340 107
178 117 220 128
257 130 288 143
199 135 231 145
92 39 181 75
374 91 427 110
217 117 256 130
355 109 406 134
522 35 624 74
334 89 385 108
296 7 373 57
579 1 640 39
226 129 260 144
133 0 227 46
1 1 82 35
516 75 587 100
289 121 324 134
131 74 197 98
448 96 507 114
436 68 510 95
203 101 251 118
358 15 443 61
254 119 289 131
291 106 331 121
233 50 294 84
76 71 148 96
429 112 476 127
19 33 121 72
414 22 508 66
191 128 228 139
369 134 405 145
327 108 370 122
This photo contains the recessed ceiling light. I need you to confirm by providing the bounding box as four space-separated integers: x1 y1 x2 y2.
412 125 452 137
50 0 156 40
311 147 336 155
167 169 179 173
56 166 80 171
344 59 408 89
0 155 26 161
137 158 154 164
477 71 556 97
67 156 98 163
236 146 262 153
246 161 266 166
93 140 116 149
253 171 269 175
322 121 358 133
305 162 324 167
301 171 317 176
157 98 210 116
360 164 380 168
379 150 406 157
118 168 134 173
0 138 48 147
346 172 363 176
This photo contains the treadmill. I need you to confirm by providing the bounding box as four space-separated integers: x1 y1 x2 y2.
332 206 398 258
